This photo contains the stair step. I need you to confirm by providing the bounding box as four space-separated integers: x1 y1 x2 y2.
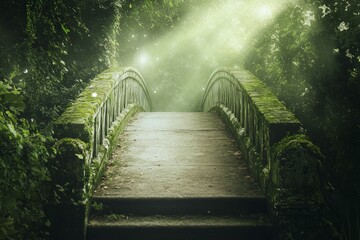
87 214 274 240
92 196 267 215
86 112 276 239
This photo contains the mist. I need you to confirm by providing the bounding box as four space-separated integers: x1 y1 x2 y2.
117 0 297 111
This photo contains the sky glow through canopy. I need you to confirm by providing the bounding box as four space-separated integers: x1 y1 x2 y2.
122 0 297 111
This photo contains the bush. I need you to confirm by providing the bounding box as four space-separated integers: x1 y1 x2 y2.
0 79 51 239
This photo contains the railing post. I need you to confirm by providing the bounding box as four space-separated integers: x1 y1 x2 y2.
48 138 87 240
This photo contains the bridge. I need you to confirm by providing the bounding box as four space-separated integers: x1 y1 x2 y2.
51 67 326 240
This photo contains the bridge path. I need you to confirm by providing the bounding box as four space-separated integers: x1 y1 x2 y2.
96 112 262 198
88 112 274 240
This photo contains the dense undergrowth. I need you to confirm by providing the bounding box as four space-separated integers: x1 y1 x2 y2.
0 80 50 239
0 0 121 239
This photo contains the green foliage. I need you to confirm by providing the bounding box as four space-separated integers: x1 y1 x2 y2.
244 0 360 238
50 138 86 204
0 0 27 79
0 79 51 240
117 0 185 63
1 0 358 238
1 1 124 238
18 0 121 126
122 0 184 31
25 0 92 125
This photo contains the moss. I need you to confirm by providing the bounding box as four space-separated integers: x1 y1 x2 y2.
54 67 127 142
231 69 300 124
53 138 86 181
51 138 87 201
90 104 144 189
211 104 269 192
205 79 328 237
273 134 324 162
271 134 324 188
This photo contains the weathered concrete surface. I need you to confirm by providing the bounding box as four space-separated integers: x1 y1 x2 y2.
90 214 270 227
94 112 262 198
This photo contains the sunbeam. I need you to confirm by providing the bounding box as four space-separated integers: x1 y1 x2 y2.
119 0 298 111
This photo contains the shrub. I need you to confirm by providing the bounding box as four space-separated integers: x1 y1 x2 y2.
0 79 51 239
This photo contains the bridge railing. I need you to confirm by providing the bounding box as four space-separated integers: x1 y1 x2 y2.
51 67 151 239
201 67 327 239
201 68 300 170
55 67 151 159
91 68 151 158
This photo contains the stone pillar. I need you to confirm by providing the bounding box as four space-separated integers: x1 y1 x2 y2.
48 138 87 240
269 135 330 239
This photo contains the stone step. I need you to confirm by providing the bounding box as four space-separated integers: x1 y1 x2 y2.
92 196 267 215
87 214 274 240
86 112 275 239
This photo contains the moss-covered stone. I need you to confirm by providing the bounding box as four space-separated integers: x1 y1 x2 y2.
208 68 300 124
54 68 122 142
88 104 144 191
272 134 324 188
266 135 328 239
210 105 268 191
202 68 301 163
54 67 151 144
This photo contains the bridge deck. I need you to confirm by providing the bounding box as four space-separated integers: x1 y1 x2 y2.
95 112 262 198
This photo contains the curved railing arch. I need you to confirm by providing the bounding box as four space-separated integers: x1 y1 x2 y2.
202 67 300 168
91 67 152 158
55 66 152 159
201 67 243 123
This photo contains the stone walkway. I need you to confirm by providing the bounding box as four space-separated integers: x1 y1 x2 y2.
95 112 262 198
87 112 273 240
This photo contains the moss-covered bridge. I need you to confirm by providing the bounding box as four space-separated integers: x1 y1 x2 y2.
51 67 327 240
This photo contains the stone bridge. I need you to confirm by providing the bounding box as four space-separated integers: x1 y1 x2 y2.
51 67 327 240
